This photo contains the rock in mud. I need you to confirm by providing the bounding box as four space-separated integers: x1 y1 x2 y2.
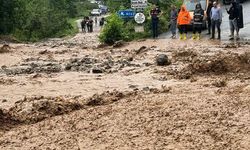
92 68 103 74
113 40 126 48
127 57 133 62
97 43 109 49
39 50 48 55
212 79 227 88
0 44 11 53
2 99 7 103
64 64 72 70
136 46 147 54
156 54 171 66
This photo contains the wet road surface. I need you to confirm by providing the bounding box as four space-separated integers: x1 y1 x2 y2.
160 1 250 41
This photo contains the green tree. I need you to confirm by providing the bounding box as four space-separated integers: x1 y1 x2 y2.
0 0 20 34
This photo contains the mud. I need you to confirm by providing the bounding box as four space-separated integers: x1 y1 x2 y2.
0 32 249 149
0 44 11 53
173 51 250 79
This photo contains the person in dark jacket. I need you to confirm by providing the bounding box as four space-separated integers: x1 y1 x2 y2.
226 1 240 40
87 17 94 33
150 5 162 39
99 17 105 28
206 0 213 35
193 3 204 40
236 2 244 29
81 17 87 33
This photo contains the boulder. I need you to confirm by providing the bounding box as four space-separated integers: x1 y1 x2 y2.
156 54 171 66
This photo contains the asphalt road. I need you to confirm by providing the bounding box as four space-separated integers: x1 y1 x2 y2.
160 1 250 41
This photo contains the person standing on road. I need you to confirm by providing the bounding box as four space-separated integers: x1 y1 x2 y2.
210 1 222 40
206 0 213 35
99 17 105 28
170 5 178 39
87 17 94 33
150 5 162 39
193 3 204 40
86 17 90 32
95 17 98 26
236 1 244 39
81 17 87 33
177 5 191 40
226 1 240 40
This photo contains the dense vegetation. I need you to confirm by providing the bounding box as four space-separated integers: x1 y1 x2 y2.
0 0 97 41
100 0 182 44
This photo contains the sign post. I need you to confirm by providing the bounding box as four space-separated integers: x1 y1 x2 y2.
118 9 136 19
131 0 148 10
134 13 145 32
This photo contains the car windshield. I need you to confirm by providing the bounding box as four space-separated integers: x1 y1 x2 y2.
184 0 207 11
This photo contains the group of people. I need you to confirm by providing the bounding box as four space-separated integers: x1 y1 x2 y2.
81 16 105 33
150 0 243 41
81 17 94 33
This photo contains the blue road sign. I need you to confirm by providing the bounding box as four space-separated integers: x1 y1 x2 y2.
118 10 136 19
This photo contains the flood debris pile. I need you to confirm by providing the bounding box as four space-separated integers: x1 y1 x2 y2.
86 90 125 106
171 51 250 79
64 56 141 74
0 59 62 75
172 49 198 63
0 90 137 130
6 96 84 124
0 109 19 131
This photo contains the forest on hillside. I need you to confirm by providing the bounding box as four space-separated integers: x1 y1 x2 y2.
0 0 97 41
0 0 181 42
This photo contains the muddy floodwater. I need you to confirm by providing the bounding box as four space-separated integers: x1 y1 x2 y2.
0 31 249 149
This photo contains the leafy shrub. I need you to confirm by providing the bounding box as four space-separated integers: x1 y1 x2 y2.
99 14 126 44
99 0 183 43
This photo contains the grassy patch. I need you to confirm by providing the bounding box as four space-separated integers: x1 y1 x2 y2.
55 18 80 38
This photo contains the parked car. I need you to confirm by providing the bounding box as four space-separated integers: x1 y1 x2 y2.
91 9 101 16
183 0 209 29
99 5 108 14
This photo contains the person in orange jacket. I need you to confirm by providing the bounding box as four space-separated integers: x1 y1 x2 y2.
177 5 191 40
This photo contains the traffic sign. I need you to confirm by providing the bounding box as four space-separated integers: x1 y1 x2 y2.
131 0 148 9
134 13 145 24
118 10 136 19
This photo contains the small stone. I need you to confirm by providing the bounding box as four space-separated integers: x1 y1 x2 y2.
127 57 133 61
92 68 103 74
113 40 126 48
143 87 150 92
1 65 7 69
129 85 138 89
136 46 147 54
97 43 108 49
39 50 48 55
2 99 7 103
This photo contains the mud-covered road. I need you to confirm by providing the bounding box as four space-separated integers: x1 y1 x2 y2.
0 20 250 149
